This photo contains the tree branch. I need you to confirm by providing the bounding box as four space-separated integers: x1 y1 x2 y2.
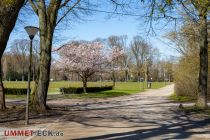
56 0 81 25
29 0 38 15
60 0 72 8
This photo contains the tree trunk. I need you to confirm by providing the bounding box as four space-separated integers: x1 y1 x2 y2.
22 75 24 81
100 71 103 87
32 37 52 111
125 69 128 82
0 58 5 110
32 23 52 112
197 14 208 108
0 37 7 110
82 78 87 93
0 0 25 110
77 73 80 81
111 61 116 87
22 68 24 81
145 65 148 88
33 64 35 81
112 71 116 88
137 71 140 82
31 0 61 112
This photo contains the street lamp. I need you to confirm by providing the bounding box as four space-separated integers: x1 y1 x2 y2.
24 26 39 125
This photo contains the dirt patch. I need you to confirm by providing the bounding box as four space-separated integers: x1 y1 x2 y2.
0 105 67 127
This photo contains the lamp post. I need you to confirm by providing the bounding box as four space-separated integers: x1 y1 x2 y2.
24 26 39 125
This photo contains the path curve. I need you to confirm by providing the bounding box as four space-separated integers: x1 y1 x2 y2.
30 84 210 140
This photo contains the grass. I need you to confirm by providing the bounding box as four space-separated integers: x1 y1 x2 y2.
169 94 210 118
6 94 26 100
48 81 169 99
4 81 170 99
169 94 196 102
182 105 210 116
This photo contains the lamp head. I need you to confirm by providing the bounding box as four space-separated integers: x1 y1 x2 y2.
24 26 39 40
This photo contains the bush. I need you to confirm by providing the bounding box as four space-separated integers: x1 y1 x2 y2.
6 70 27 81
60 86 113 94
5 88 29 95
174 56 199 97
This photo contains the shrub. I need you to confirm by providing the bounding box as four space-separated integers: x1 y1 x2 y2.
6 70 27 81
5 88 29 95
174 56 199 97
60 86 113 94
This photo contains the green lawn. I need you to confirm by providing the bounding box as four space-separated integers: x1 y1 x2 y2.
169 94 196 102
4 81 170 99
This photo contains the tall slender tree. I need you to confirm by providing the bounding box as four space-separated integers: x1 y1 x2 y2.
131 36 151 82
107 35 124 87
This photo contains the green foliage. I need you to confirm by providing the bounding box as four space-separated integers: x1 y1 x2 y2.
50 82 168 99
169 22 199 98
5 94 26 99
174 59 199 97
169 94 196 102
4 88 29 95
60 86 113 94
4 68 28 81
3 81 168 93
166 0 172 5
1 0 16 6
4 81 169 99
5 70 24 81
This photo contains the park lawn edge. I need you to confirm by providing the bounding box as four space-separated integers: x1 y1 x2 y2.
5 82 170 100
169 93 196 102
182 105 210 117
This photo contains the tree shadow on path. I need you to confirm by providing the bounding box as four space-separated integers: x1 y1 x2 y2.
72 116 210 140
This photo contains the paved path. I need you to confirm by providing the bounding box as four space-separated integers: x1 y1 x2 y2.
1 85 210 140
31 84 210 140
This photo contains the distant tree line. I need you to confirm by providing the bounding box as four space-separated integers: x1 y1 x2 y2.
2 36 174 84
50 35 175 84
2 39 39 81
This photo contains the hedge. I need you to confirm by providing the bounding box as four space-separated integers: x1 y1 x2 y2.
60 86 113 94
5 88 29 95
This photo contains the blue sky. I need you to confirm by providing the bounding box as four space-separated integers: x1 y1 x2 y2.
7 2 179 58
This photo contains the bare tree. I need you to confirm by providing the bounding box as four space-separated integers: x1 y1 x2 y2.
130 36 151 82
107 35 123 87
117 35 131 82
11 39 40 81
11 39 28 81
